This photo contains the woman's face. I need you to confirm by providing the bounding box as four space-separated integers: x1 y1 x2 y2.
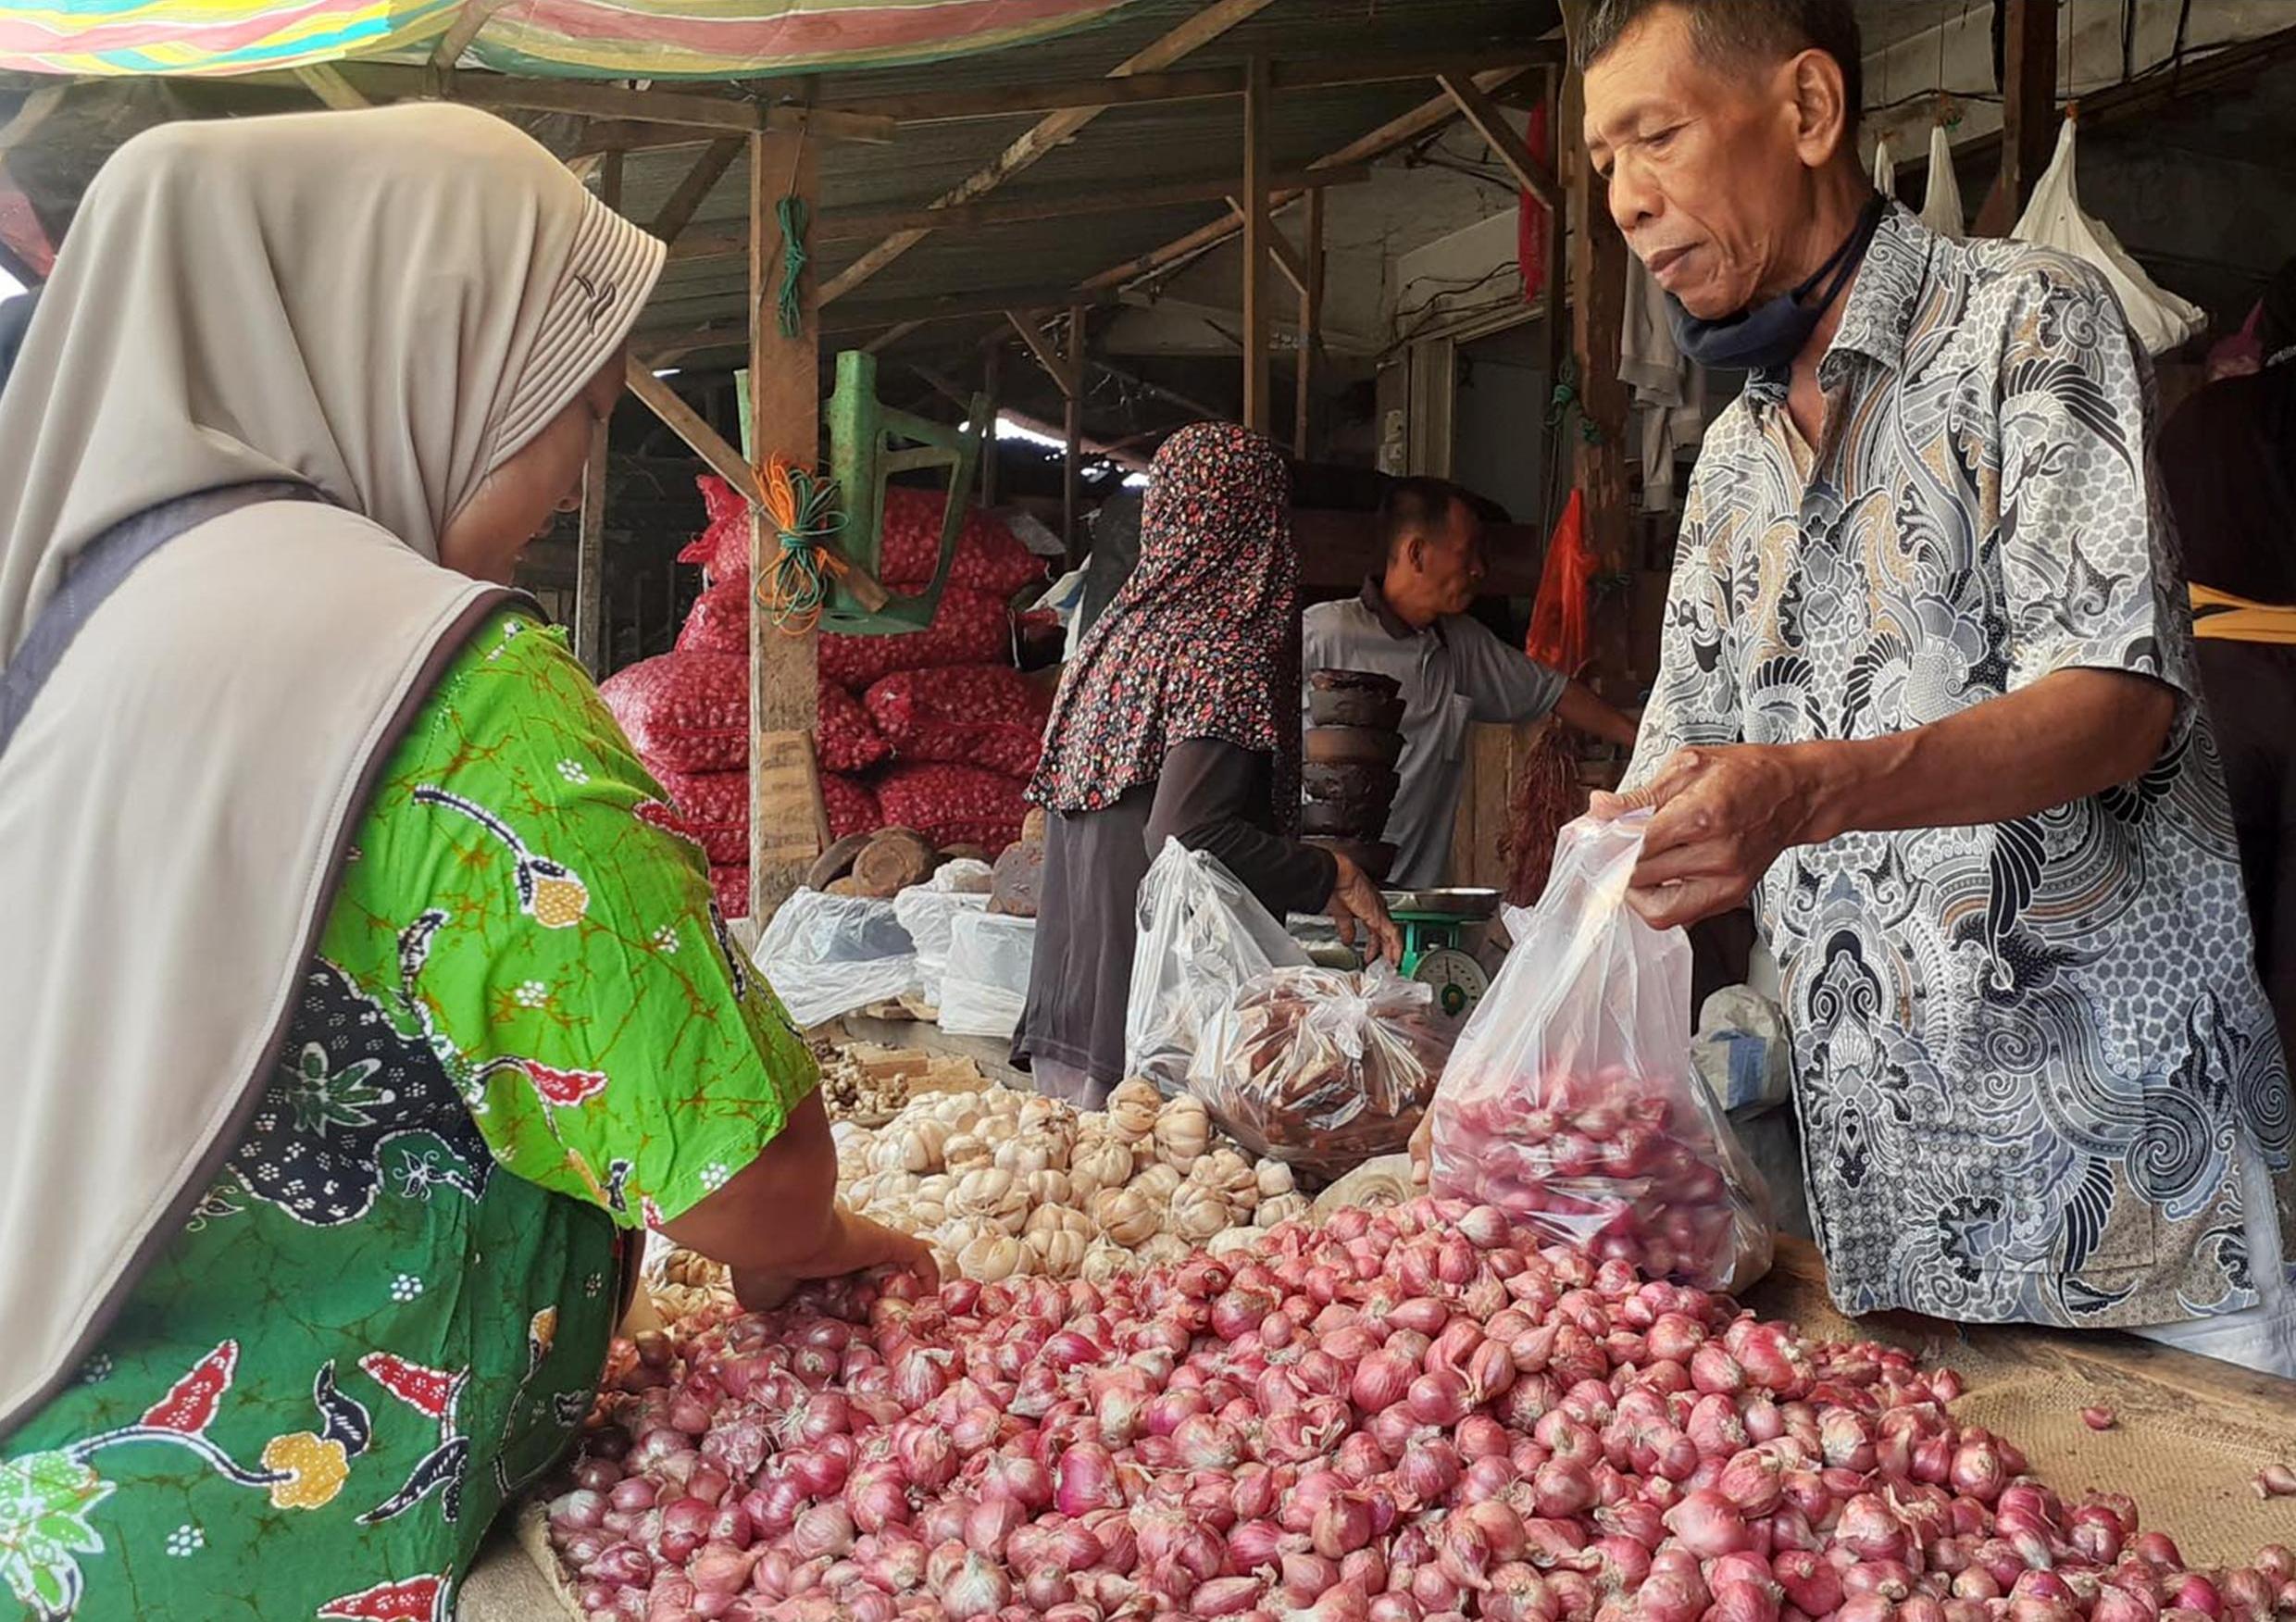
438 350 625 585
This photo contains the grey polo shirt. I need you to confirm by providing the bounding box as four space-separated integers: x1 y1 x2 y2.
1301 579 1566 887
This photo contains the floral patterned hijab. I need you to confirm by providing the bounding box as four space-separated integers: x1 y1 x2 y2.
1030 421 1300 829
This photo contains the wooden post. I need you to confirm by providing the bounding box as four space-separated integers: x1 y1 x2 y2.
1064 305 1086 563
1294 184 1324 460
1565 52 1630 682
1976 0 2058 236
1545 67 1568 385
980 342 1002 507
749 131 825 923
1241 55 1273 436
573 152 620 676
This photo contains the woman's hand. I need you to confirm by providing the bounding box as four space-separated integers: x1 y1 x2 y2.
730 1210 941 1314
1326 851 1404 967
1408 1112 1433 1186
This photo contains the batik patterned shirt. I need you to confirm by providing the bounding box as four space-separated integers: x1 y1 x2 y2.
1629 206 2295 1329
0 610 815 1620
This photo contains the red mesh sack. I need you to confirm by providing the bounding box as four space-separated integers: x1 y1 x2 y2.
1524 489 1594 676
877 486 1049 596
817 680 891 773
876 763 1029 853
646 767 748 867
676 475 752 581
598 653 747 774
677 578 749 655
864 664 1052 777
817 586 1012 691
711 865 750 921
822 773 884 842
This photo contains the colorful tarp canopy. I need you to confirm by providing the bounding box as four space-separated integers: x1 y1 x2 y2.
0 0 1131 80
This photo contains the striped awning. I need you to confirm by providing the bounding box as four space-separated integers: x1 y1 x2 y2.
0 0 1132 80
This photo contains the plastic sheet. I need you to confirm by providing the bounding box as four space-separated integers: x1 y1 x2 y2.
1429 815 1774 1292
1125 839 1311 1096
939 910 1036 1040
892 863 993 1010
1190 966 1453 1181
749 889 917 1029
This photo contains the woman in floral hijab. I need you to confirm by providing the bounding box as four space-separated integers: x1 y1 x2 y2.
1017 422 1398 1106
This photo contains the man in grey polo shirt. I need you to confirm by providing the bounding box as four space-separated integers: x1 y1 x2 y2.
1303 477 1640 888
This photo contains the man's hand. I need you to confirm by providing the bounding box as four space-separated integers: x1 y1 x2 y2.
1408 1112 1433 1186
1590 743 1827 930
1326 851 1405 967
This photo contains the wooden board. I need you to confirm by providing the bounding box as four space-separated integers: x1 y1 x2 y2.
1449 717 1553 891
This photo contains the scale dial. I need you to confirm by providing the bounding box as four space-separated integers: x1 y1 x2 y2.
1412 947 1490 1021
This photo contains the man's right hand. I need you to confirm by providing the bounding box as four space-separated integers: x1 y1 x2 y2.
1326 851 1404 967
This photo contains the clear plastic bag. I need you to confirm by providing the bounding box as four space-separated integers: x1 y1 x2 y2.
1125 839 1312 1096
750 889 918 1029
940 911 1036 1040
1190 965 1454 1181
892 864 994 1011
1429 815 1774 1292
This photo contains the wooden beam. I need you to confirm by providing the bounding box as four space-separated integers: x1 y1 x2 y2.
1977 0 2058 236
1438 71 1560 211
980 344 1002 506
1005 310 1076 399
625 359 764 505
750 130 825 922
914 365 1153 474
665 164 1368 258
1295 184 1324 460
862 319 927 356
428 0 509 68
1240 55 1273 437
1564 33 1631 680
650 137 742 243
1232 197 1312 297
295 64 374 111
815 285 1117 334
819 0 1279 306
1065 305 1085 562
1080 65 1534 293
821 47 1560 124
263 63 895 143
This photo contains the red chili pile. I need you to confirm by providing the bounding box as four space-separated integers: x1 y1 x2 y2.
543 1200 2296 1622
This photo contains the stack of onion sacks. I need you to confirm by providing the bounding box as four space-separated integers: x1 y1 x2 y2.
547 1200 2296 1622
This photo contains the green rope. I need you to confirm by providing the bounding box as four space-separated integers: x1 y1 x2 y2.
776 194 810 340
754 460 847 633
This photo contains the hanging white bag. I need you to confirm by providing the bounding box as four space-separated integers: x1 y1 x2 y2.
1917 121 1965 240
2012 116 2202 356
1870 133 1895 195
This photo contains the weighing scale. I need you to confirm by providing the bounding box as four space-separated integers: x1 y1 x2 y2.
1384 887 1503 1021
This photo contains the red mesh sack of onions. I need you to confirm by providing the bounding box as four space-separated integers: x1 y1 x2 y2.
1429 814 1774 1293
877 484 1050 596
646 767 749 867
1188 965 1455 1181
817 587 1014 692
821 773 883 842
863 664 1052 777
875 763 1027 853
817 680 891 774
676 474 755 582
710 865 749 920
677 578 750 656
599 652 749 774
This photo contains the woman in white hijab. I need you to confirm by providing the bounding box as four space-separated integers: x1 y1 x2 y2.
0 106 928 1618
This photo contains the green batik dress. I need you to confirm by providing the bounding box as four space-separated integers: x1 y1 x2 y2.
0 609 814 1622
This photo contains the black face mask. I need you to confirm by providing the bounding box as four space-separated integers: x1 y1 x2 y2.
1665 193 1888 372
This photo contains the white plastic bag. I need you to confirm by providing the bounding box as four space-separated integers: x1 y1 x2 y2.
2012 116 2202 356
1870 133 1895 194
1428 815 1774 1292
893 861 994 1011
1918 122 1965 240
750 888 918 1029
940 911 1037 1040
1126 839 1312 1096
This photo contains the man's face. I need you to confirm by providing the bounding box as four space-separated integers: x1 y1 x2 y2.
1412 500 1486 617
1583 6 1832 319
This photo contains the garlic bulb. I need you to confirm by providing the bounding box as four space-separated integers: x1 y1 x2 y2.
1106 1079 1162 1141
1167 1183 1231 1242
955 1232 1026 1282
1068 1135 1135 1194
908 1198 946 1228
1256 1192 1311 1229
917 1173 954 1204
1025 1203 1092 1241
1256 1159 1296 1199
1029 1229 1091 1275
942 1132 992 1173
1092 1187 1159 1247
1020 1168 1073 1209
976 1115 1019 1148
1137 1232 1191 1267
1017 1095 1070 1136
1079 1241 1137 1283
1131 1163 1183 1204
868 1117 950 1176
1154 1097 1211 1171
950 1167 1020 1220
993 1137 1058 1177
1207 1226 1262 1257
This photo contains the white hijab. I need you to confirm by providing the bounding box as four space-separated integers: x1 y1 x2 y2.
0 105 664 1437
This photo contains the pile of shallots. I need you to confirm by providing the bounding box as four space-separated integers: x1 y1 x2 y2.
544 1198 2296 1622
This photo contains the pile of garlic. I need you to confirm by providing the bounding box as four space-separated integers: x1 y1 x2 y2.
836 1079 1311 1283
